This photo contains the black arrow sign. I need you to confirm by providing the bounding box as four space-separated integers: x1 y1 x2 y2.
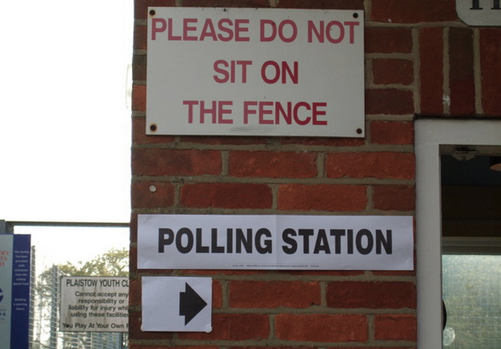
179 282 207 325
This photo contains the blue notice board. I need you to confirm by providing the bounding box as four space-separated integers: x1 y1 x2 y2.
0 234 31 349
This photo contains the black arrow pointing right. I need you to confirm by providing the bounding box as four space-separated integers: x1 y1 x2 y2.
179 282 207 325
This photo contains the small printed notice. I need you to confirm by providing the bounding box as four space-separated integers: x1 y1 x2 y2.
138 214 414 271
60 277 129 332
147 7 365 137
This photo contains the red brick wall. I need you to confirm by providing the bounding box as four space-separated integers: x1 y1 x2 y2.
131 0 501 348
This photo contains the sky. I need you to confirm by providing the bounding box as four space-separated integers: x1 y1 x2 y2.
0 0 133 224
0 0 133 265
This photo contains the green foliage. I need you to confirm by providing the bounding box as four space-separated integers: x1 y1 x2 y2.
33 248 130 348
58 247 129 277
35 248 129 303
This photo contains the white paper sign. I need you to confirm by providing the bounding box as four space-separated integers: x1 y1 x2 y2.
141 277 212 332
147 7 365 137
60 277 129 332
138 214 414 270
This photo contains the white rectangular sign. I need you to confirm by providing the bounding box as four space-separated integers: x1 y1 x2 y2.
138 215 413 270
60 277 129 332
142 277 212 332
147 7 365 137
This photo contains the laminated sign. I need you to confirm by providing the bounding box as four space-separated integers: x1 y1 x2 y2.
138 215 414 270
60 277 129 332
147 7 365 137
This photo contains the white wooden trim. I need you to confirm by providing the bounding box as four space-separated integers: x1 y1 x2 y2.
415 119 501 349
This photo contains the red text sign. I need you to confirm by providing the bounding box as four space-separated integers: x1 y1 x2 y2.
147 8 365 137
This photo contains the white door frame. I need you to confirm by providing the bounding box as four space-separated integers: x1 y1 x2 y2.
415 118 501 349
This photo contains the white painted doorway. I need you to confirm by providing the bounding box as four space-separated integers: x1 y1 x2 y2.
415 118 501 349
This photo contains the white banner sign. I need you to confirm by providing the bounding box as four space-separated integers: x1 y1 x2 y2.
60 277 129 332
147 7 365 137
138 215 413 270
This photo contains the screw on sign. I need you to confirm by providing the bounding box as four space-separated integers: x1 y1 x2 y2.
146 8 365 137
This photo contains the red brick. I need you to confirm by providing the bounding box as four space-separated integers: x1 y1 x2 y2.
277 0 364 9
365 89 414 115
183 0 269 7
374 314 417 341
372 269 416 277
231 346 313 349
133 24 147 51
132 85 146 111
373 185 415 211
281 137 365 147
372 59 413 86
278 184 367 211
326 152 415 180
370 121 414 145
180 136 267 146
480 29 501 116
131 181 175 208
130 215 138 243
449 27 475 116
371 0 457 23
283 270 365 277
132 54 146 80
229 151 317 178
229 281 320 308
132 117 176 145
129 277 140 306
327 347 412 349
135 0 175 20
419 27 444 115
179 269 264 276
365 28 412 54
131 148 221 176
275 314 368 342
129 246 137 273
181 183 272 209
213 280 223 308
326 281 416 309
130 346 217 349
178 313 269 340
